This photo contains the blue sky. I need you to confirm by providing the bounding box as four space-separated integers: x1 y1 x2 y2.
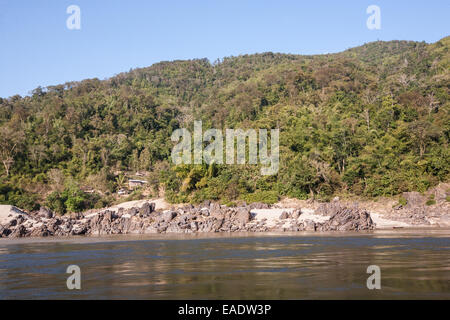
0 0 448 98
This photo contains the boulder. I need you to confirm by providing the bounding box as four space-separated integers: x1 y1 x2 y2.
291 209 301 219
315 202 343 216
160 210 176 223
403 192 425 209
71 224 87 235
9 225 27 237
139 202 156 216
29 225 51 237
200 208 210 216
279 211 290 219
249 202 270 209
127 208 139 217
303 219 316 231
70 212 83 220
38 207 54 219
0 225 11 237
235 207 251 226
318 207 375 231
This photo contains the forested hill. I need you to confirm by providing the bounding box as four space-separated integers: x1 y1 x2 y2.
0 37 449 212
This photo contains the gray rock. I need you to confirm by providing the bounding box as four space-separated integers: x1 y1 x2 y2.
161 210 176 223
291 209 301 219
70 212 83 220
403 192 425 209
139 202 156 216
200 208 210 216
10 225 27 237
303 220 316 231
318 207 375 231
279 211 290 219
235 207 251 226
38 207 54 219
249 202 270 209
29 225 51 237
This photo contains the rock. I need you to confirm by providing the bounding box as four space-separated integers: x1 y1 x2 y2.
127 208 139 217
291 209 301 219
70 212 83 220
0 225 11 237
7 219 17 227
200 208 210 216
210 202 221 212
10 225 27 237
183 204 194 211
249 202 270 209
139 202 155 216
71 224 87 235
157 222 169 233
318 207 375 231
438 214 450 227
210 205 224 219
433 185 448 203
303 220 316 231
279 211 290 219
160 210 176 223
315 202 343 216
38 207 54 219
235 207 251 226
403 192 425 209
6 195 414 237
29 225 51 237
202 200 211 207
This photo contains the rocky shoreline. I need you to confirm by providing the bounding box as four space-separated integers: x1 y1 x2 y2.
0 193 448 239
0 200 377 238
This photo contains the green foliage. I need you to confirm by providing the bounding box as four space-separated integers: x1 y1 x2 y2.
0 182 40 211
123 189 145 202
241 190 279 204
426 199 436 206
45 191 65 214
0 37 449 206
398 197 407 207
45 184 100 214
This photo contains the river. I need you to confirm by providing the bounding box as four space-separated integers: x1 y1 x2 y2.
0 230 449 299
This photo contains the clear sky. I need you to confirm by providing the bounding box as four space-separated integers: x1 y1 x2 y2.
0 0 448 98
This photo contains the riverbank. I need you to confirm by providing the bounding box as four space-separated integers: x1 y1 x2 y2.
1 188 449 238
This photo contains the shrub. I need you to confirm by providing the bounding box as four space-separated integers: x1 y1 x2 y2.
425 199 436 206
241 190 279 204
45 191 66 214
0 183 40 211
45 185 100 214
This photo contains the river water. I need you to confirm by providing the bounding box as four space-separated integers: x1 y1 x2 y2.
0 230 449 299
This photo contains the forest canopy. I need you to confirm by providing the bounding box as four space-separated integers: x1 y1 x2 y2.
0 37 449 212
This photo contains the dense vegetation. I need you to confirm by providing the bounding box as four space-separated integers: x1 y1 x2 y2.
1 37 449 212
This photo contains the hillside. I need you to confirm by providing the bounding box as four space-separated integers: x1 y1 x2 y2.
0 37 449 213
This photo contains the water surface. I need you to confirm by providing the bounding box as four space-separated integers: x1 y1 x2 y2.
0 230 449 299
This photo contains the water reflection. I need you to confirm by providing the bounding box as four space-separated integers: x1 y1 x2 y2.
0 231 449 299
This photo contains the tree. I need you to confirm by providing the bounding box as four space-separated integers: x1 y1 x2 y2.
408 120 440 158
0 124 25 177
